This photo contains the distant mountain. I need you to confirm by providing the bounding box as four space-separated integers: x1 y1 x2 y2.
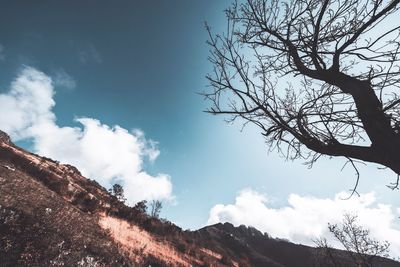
1 129 399 267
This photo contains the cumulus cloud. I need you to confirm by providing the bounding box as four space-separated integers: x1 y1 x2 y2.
0 67 55 139
0 66 173 204
208 189 400 257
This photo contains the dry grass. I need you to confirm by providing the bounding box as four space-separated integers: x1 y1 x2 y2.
200 248 222 260
98 215 195 266
0 156 130 266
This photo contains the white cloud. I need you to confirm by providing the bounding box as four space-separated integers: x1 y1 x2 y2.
208 189 400 257
53 69 76 90
0 67 55 140
0 66 173 204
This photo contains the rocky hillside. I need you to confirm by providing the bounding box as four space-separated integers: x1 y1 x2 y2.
1 129 399 267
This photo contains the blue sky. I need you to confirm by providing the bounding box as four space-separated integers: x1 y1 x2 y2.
1 1 400 254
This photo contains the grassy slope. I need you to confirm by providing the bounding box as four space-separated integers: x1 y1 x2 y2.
1 131 400 267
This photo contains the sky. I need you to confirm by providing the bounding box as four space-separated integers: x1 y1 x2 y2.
1 0 400 257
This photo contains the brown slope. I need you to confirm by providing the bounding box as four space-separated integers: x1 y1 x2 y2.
0 130 226 266
0 149 131 266
1 129 400 267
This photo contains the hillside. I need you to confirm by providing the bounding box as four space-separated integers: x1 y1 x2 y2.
1 129 399 267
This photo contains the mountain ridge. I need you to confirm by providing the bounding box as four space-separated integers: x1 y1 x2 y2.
1 129 399 267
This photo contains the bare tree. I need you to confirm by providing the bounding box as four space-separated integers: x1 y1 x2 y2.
315 213 390 267
205 0 400 188
149 200 162 218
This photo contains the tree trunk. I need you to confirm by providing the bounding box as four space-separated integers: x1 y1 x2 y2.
338 76 400 175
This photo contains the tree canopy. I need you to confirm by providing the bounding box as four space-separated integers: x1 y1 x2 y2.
205 0 400 187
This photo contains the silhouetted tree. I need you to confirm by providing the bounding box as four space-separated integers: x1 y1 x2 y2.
110 183 126 203
315 213 390 267
205 0 400 187
134 200 148 214
149 200 162 218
